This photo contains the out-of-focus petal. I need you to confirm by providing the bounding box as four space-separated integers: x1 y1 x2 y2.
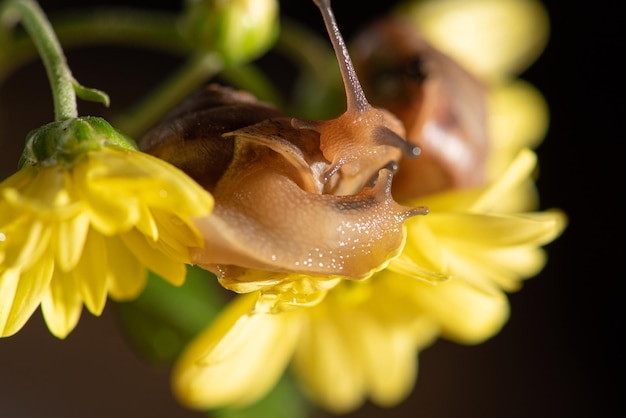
347 294 418 406
487 80 549 177
292 305 365 413
405 276 509 344
105 235 146 300
172 293 302 409
429 211 565 247
357 312 419 407
401 0 550 82
425 210 565 292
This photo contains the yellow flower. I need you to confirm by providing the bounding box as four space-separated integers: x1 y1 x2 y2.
170 0 565 413
389 149 566 344
172 281 439 413
171 148 565 413
0 117 213 338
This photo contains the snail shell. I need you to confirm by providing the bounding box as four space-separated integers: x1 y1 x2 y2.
351 16 490 200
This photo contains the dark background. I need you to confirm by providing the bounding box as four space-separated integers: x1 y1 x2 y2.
0 1 623 417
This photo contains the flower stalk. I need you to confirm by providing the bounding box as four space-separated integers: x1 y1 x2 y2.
0 0 108 121
2 0 76 120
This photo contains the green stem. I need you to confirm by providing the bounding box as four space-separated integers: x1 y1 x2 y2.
1 0 77 120
113 52 224 138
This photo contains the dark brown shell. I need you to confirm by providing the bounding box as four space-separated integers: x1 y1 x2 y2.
139 84 284 191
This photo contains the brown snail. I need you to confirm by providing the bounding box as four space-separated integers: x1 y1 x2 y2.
139 0 426 292
350 16 490 200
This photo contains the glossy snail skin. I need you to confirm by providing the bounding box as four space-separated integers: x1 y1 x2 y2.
139 0 430 289
139 83 425 287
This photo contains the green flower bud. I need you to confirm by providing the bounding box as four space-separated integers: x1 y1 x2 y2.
182 0 279 66
19 116 137 168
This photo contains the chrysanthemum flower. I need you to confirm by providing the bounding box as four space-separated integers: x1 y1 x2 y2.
169 0 565 413
389 149 565 344
0 117 213 338
171 147 565 413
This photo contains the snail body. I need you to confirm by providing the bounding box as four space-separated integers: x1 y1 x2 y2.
139 0 429 289
140 84 422 287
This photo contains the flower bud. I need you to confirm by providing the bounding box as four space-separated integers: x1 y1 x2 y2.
182 0 279 66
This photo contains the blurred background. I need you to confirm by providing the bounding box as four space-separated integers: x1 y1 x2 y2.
0 0 622 417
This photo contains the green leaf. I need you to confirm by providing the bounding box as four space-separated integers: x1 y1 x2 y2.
72 79 110 107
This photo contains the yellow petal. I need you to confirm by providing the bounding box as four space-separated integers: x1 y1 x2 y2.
0 256 54 337
133 204 159 242
105 235 147 300
120 228 187 286
172 293 301 409
293 307 366 413
356 312 419 407
73 158 140 235
150 208 202 261
393 219 450 282
1 218 47 271
129 151 214 215
0 166 34 192
366 277 440 344
472 148 538 212
3 168 82 222
74 230 108 315
401 0 549 82
0 268 22 335
53 212 90 272
41 264 83 339
488 246 548 280
90 148 214 215
430 211 565 248
442 242 528 292
407 278 510 344
424 209 565 291
487 81 549 174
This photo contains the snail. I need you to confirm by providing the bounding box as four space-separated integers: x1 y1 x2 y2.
350 16 490 200
139 0 427 291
